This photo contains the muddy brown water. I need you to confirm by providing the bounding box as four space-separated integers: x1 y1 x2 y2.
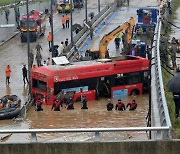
25 95 148 142
0 95 149 142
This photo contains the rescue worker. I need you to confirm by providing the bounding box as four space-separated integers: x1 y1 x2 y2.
114 36 120 49
170 37 177 69
67 97 74 110
59 42 65 56
126 99 137 111
35 50 42 67
65 14 70 28
35 43 43 52
81 95 88 109
5 65 11 85
47 32 52 49
65 38 69 47
43 60 47 66
35 98 43 111
22 64 28 85
31 64 37 71
30 51 34 68
51 99 61 111
172 92 180 118
106 99 114 111
115 99 126 111
61 15 66 29
4 8 10 24
46 57 50 66
49 15 52 26
160 34 168 64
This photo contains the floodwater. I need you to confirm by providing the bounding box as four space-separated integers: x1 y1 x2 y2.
0 94 149 142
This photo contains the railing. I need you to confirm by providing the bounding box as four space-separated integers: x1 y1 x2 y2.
150 18 172 139
0 127 170 142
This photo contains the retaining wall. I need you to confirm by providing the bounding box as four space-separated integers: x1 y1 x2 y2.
0 140 180 154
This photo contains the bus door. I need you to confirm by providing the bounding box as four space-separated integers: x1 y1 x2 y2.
96 77 111 99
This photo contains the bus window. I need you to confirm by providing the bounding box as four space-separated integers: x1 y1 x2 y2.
54 78 97 95
32 79 47 92
127 72 141 84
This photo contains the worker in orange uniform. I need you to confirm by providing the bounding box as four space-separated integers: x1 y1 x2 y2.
5 65 11 85
61 15 66 29
31 64 37 71
65 14 70 28
47 32 52 49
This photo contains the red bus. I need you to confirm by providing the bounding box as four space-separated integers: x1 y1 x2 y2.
31 56 149 105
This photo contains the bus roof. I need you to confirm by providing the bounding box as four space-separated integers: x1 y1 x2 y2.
32 56 149 80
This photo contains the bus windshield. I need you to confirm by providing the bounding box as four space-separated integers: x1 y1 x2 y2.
32 79 47 92
20 20 37 28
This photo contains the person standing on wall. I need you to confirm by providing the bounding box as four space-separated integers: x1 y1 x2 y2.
5 65 11 85
65 14 70 28
22 64 29 85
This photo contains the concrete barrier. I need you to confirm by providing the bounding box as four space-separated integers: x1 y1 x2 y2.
0 140 180 154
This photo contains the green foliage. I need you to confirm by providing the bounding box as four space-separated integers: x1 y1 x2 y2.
162 0 180 139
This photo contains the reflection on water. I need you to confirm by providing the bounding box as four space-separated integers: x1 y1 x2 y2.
6 85 11 95
24 95 149 142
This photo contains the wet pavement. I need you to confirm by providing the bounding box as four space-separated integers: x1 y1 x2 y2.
0 0 160 142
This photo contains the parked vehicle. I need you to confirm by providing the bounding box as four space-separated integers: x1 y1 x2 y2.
57 0 74 13
19 10 46 42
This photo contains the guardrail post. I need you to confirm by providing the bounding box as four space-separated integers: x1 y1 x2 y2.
95 132 100 142
31 133 37 142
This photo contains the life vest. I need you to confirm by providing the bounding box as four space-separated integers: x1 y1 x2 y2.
117 103 124 110
130 102 137 110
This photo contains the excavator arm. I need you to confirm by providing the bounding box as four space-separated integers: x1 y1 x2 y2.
99 17 135 58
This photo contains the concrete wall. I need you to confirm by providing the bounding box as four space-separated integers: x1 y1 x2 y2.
0 140 180 154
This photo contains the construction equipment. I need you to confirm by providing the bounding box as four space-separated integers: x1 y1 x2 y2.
134 8 158 34
19 10 46 42
88 17 135 59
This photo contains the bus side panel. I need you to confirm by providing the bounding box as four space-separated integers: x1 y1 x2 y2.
73 90 96 102
111 83 143 99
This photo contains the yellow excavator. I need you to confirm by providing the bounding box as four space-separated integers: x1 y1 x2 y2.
87 17 135 59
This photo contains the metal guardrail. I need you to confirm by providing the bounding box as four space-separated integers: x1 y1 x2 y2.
0 126 170 142
151 18 172 139
65 3 116 59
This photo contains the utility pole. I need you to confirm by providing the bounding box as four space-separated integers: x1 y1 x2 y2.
85 0 88 23
70 0 74 46
98 0 100 13
51 0 54 61
26 0 32 98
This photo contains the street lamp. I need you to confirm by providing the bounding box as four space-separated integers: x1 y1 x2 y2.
26 0 32 98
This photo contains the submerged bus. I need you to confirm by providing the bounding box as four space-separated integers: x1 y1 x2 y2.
31 56 149 105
